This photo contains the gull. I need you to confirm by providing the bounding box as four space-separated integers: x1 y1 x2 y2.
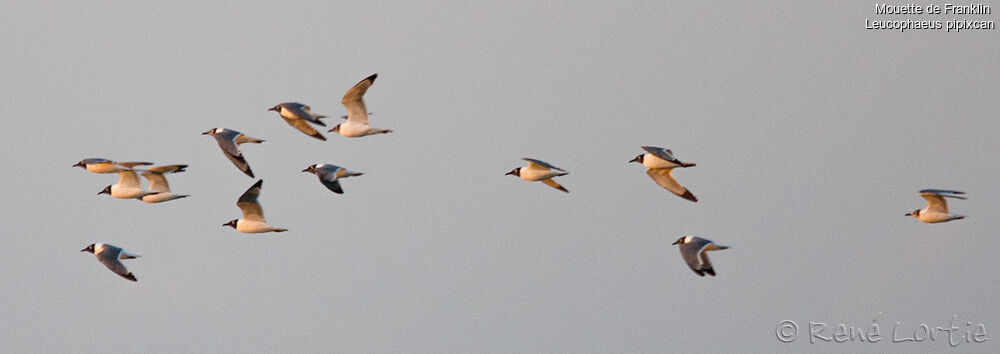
202 128 263 178
223 180 288 233
81 243 140 282
140 164 189 203
73 158 151 174
629 146 697 202
505 158 569 193
906 189 967 223
268 102 328 141
302 164 364 194
98 165 160 200
672 236 729 277
328 74 393 137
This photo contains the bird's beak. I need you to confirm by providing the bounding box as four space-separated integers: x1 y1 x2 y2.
671 240 681 245
73 162 84 168
301 168 311 173
904 212 912 216
629 156 641 163
268 106 279 112
504 170 515 176
201 130 211 135
80 247 88 252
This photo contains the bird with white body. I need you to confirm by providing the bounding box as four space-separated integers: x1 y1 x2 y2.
506 158 569 193
223 180 288 233
328 74 393 137
73 158 151 174
268 102 328 140
629 146 697 202
97 163 161 200
81 243 140 282
140 165 189 203
906 189 966 223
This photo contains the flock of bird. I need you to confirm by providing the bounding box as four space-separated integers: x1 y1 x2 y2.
72 73 969 282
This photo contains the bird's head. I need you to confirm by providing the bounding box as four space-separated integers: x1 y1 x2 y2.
505 168 520 176
629 154 644 164
81 244 96 253
302 165 316 173
672 237 688 245
201 128 217 136
328 124 341 133
98 186 112 195
906 210 920 217
268 105 281 112
222 219 238 228
73 161 86 168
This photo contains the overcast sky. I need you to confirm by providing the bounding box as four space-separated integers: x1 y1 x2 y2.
2 2 998 352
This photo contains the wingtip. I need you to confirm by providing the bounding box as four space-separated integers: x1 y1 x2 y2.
367 73 377 82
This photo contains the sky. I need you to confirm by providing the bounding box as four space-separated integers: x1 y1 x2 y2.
1 1 998 352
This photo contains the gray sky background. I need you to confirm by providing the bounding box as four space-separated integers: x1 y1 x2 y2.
2 2 998 352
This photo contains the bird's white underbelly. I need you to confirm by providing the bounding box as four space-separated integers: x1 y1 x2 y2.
141 193 181 203
520 168 562 181
338 122 373 137
236 219 274 233
643 154 680 169
111 186 150 199
918 212 958 223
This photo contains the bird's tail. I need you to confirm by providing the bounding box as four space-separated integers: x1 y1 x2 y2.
272 228 289 232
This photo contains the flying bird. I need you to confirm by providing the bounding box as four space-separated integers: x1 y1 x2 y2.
672 236 729 277
506 158 569 193
223 180 288 233
73 158 151 174
302 164 364 194
140 164 189 203
629 146 697 202
268 102 328 140
202 128 263 178
906 189 967 223
328 74 392 137
98 164 160 200
81 243 140 282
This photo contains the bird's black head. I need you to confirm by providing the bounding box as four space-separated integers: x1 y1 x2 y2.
201 128 216 135
81 244 96 253
302 165 316 173
268 105 281 112
98 186 112 195
629 154 644 164
906 210 920 217
505 168 520 176
73 161 86 168
222 219 238 228
672 237 686 245
328 124 341 133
